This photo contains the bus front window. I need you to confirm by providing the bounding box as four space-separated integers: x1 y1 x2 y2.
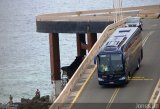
98 55 110 73
111 54 123 73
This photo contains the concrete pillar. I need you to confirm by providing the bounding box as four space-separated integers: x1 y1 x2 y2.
87 33 97 51
76 33 87 56
49 33 61 80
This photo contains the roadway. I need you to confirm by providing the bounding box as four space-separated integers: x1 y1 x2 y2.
71 19 160 109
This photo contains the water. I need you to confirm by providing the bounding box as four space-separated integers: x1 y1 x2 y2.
0 0 159 103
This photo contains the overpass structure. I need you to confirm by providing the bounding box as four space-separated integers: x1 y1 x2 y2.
36 5 160 109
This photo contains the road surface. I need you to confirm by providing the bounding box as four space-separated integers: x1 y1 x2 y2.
72 19 160 109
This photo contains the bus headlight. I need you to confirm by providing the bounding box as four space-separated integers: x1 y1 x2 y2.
119 76 126 80
98 78 104 81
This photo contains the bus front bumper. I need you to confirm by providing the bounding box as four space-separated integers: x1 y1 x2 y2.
98 76 127 85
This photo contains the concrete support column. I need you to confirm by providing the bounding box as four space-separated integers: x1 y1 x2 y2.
49 33 61 81
87 33 97 51
76 33 87 56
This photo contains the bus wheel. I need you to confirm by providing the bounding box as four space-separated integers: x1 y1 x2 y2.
125 77 129 84
141 49 143 60
136 60 140 70
128 72 131 77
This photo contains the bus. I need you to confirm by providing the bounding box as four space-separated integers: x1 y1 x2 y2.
125 17 143 30
96 27 143 85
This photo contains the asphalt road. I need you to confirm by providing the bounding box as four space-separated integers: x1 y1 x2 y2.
72 19 160 109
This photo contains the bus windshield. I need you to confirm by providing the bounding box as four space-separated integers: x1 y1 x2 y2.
98 54 123 73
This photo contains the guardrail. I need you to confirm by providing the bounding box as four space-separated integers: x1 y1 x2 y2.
148 79 160 109
49 18 128 109
36 5 160 21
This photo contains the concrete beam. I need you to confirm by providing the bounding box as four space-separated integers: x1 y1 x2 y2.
36 21 113 33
